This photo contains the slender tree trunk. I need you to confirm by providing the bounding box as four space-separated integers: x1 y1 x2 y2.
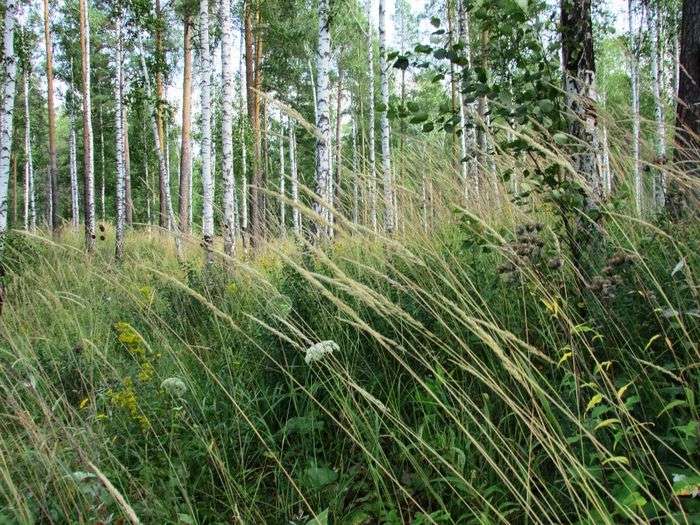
279 119 286 235
23 69 35 232
79 0 96 252
334 71 343 230
200 0 214 261
366 0 377 232
289 121 300 235
179 15 193 235
221 0 238 255
352 114 359 224
43 0 59 232
668 0 700 217
313 0 331 240
99 105 106 222
123 105 133 225
115 12 126 261
69 120 79 227
378 0 394 233
447 0 460 175
629 0 642 214
457 0 477 201
648 1 667 209
239 32 248 237
155 0 168 228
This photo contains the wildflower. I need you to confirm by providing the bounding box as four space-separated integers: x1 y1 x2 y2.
138 362 155 382
161 377 188 397
79 397 90 410
304 340 338 365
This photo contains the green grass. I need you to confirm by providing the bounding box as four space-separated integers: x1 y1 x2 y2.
1 119 699 524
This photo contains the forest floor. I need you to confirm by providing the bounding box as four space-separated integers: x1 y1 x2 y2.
0 211 699 524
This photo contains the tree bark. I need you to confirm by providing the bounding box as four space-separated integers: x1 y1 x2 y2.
155 0 168 228
179 15 193 235
200 0 214 262
79 0 96 252
23 69 35 231
115 12 126 261
123 105 133 226
629 0 642 214
366 0 377 232
313 0 332 240
378 0 394 233
221 0 238 255
289 121 300 235
457 0 477 201
43 0 59 232
648 1 667 209
561 0 601 212
668 0 700 217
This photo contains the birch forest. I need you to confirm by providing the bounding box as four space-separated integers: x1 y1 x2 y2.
0 0 699 522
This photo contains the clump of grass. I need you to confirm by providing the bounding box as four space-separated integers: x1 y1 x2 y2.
0 126 698 524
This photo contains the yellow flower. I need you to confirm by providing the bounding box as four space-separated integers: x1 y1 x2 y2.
79 397 90 410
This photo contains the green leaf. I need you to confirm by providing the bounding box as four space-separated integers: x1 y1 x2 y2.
422 122 435 132
415 44 432 54
410 112 429 124
553 132 569 145
393 56 409 70
306 509 329 525
303 467 338 489
514 0 528 12
658 399 687 417
586 393 603 413
430 16 441 28
602 456 629 466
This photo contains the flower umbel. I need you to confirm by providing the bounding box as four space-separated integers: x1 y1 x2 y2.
161 377 188 397
304 340 338 365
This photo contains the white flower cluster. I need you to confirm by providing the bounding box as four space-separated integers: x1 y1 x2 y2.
304 340 338 365
161 377 188 397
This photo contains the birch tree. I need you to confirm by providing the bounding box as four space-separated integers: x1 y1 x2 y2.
23 65 36 232
648 1 667 208
221 0 238 256
0 0 20 246
199 0 214 260
179 11 194 235
561 0 601 213
43 0 59 231
378 0 394 232
69 60 79 228
289 121 301 235
279 118 286 235
79 0 96 252
313 0 331 240
115 10 126 261
457 0 477 200
366 0 377 231
628 0 642 214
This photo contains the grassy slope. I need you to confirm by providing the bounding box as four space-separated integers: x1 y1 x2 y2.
0 205 698 524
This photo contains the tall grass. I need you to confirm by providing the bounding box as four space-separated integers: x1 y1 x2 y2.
0 112 698 524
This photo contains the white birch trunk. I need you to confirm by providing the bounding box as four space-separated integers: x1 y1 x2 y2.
239 36 248 235
279 119 286 234
457 0 478 200
366 0 378 232
23 69 36 231
200 0 214 258
221 0 237 256
314 0 331 239
99 106 106 222
115 13 126 261
289 121 300 235
68 60 79 228
629 0 642 214
79 0 96 251
378 0 394 233
649 3 667 208
0 0 19 243
352 115 359 224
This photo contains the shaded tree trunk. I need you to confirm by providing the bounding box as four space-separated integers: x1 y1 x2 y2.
79 0 96 252
123 105 133 226
23 69 36 231
289 121 300 235
457 0 477 201
629 0 642 214
366 0 377 232
378 0 394 232
200 0 214 262
43 0 59 232
561 0 601 211
648 1 667 209
179 15 193 235
668 0 700 217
